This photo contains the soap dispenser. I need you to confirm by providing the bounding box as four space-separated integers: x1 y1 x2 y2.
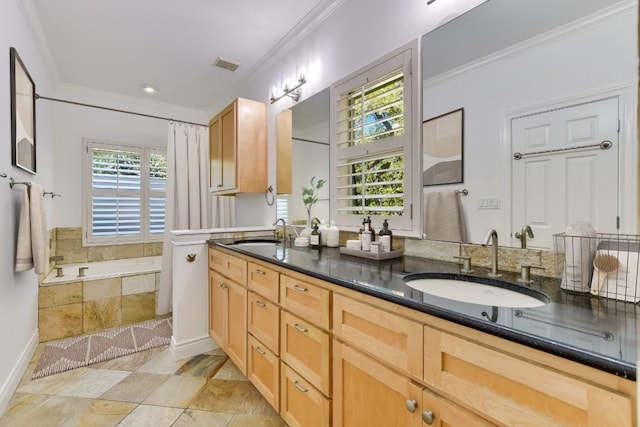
327 220 339 248
379 219 392 252
361 220 372 251
366 216 376 241
310 222 321 248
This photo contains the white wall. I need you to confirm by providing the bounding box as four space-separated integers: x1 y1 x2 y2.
220 0 487 227
0 0 55 412
422 8 638 244
52 84 208 227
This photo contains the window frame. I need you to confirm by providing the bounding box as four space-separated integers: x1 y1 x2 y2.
330 40 421 235
82 139 167 246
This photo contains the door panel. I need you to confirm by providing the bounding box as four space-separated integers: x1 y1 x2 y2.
512 97 618 249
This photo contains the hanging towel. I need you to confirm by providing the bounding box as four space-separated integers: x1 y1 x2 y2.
424 190 467 243
15 182 48 274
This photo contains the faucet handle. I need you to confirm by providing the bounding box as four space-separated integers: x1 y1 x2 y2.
517 264 544 284
453 256 473 273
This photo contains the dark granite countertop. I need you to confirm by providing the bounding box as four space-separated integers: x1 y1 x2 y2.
208 239 638 380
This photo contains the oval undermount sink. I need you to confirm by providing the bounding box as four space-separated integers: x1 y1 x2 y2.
231 238 281 246
402 273 550 308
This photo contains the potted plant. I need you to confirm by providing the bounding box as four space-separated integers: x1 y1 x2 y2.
301 176 326 230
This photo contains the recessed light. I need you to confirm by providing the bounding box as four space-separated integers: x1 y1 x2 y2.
139 84 158 95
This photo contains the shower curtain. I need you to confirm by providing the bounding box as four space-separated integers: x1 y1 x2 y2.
157 123 210 315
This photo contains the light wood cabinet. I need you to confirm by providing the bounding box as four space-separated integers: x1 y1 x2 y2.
208 269 247 375
248 262 279 302
248 334 279 410
281 275 331 330
248 291 279 354
281 362 331 427
423 325 634 427
209 97 267 194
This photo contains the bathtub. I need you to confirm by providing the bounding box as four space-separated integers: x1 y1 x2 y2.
42 256 162 285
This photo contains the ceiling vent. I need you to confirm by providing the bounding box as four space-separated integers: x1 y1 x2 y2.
213 57 240 72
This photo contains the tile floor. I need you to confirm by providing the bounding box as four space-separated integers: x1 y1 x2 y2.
1 343 287 426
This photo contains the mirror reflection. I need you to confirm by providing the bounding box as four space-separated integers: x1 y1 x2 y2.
421 0 637 248
278 88 331 225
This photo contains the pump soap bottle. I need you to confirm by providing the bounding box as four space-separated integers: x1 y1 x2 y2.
361 220 372 251
379 219 392 252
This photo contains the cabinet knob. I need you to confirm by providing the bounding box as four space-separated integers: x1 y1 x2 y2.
421 410 434 425
186 253 196 262
405 399 418 413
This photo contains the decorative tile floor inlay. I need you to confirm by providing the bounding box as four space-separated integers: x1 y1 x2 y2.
2 344 286 426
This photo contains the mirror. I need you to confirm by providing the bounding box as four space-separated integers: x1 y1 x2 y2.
277 88 330 225
421 0 637 248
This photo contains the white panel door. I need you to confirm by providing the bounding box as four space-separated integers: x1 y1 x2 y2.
511 97 619 249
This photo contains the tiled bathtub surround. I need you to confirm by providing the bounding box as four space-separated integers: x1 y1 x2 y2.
38 272 160 341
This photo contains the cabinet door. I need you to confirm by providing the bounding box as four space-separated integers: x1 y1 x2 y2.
281 311 331 396
280 275 331 330
423 326 633 427
247 334 279 411
220 103 236 191
334 340 416 427
209 269 226 347
248 291 279 354
209 116 222 190
333 294 423 378
281 362 331 427
226 280 247 375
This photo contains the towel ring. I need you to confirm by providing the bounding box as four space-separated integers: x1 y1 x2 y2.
265 186 275 206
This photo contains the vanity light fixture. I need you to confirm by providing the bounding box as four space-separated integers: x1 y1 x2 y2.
139 84 158 95
270 74 307 104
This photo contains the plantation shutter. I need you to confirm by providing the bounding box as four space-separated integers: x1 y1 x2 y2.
276 195 289 223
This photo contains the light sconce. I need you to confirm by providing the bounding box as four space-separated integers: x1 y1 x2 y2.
270 74 307 104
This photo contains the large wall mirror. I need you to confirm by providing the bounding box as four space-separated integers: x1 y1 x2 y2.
277 88 331 225
421 0 638 249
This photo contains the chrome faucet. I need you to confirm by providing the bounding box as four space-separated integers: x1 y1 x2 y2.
273 218 287 242
515 224 534 249
483 228 501 278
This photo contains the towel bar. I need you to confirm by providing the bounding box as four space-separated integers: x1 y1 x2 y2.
8 177 61 198
455 189 468 196
0 172 6 178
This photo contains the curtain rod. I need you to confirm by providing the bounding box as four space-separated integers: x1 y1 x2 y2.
35 94 208 127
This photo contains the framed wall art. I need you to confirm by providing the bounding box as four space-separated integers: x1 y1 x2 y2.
10 47 36 174
422 108 463 186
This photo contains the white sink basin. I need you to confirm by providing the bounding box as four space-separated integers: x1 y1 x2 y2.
403 274 549 308
230 239 281 247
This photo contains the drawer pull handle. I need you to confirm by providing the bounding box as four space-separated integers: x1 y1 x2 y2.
293 285 308 292
220 283 228 289
255 301 266 308
255 347 266 355
293 323 308 333
405 399 418 413
293 381 308 393
255 269 266 275
421 410 434 425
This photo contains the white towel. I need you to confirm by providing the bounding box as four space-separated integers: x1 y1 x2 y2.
424 190 467 243
15 182 48 274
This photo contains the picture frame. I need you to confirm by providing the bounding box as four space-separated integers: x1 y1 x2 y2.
10 47 36 174
422 108 463 186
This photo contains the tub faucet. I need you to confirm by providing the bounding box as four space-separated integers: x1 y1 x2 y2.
273 218 287 242
483 228 501 278
515 224 534 249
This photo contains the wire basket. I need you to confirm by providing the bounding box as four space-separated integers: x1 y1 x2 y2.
553 232 640 303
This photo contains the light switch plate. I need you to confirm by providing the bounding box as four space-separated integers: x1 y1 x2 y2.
478 198 500 209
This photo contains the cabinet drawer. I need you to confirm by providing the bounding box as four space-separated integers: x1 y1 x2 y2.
281 311 331 396
280 275 331 330
208 248 247 285
333 294 423 378
247 335 279 412
281 362 331 427
248 291 279 354
248 262 279 302
424 326 633 426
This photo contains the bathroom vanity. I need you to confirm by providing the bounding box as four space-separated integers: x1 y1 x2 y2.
207 240 637 426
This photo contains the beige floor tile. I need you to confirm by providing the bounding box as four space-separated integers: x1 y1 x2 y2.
212 358 249 381
17 367 130 398
229 414 288 427
143 375 207 408
0 394 91 427
174 353 228 378
99 372 170 403
116 404 183 427
188 379 279 416
172 409 233 427
136 348 189 375
60 399 137 427
91 345 166 371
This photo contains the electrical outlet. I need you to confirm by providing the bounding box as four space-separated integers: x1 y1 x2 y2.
478 198 500 209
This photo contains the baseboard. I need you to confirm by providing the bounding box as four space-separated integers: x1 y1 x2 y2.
170 335 217 361
0 329 39 416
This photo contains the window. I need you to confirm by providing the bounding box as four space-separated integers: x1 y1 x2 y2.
331 42 419 233
83 140 166 245
276 195 289 223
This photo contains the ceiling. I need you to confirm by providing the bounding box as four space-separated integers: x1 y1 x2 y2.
24 0 334 112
